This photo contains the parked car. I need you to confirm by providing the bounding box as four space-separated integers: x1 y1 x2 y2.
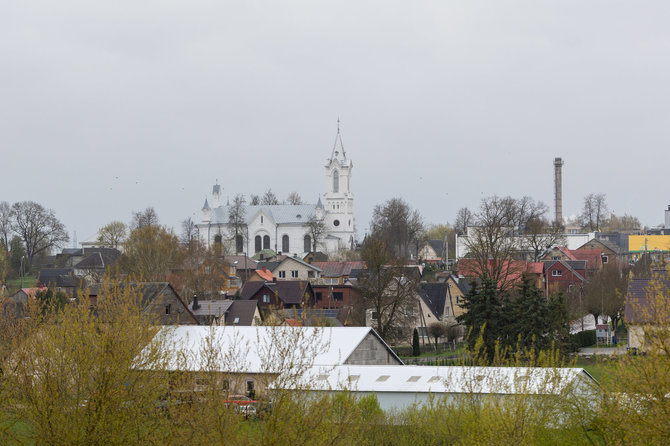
223 394 258 417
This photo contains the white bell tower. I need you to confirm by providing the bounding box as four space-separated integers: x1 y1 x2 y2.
323 120 355 250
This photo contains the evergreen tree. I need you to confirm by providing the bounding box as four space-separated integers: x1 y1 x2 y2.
512 275 549 353
547 290 571 353
412 328 420 356
457 277 502 361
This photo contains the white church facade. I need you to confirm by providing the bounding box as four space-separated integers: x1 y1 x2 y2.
196 129 356 257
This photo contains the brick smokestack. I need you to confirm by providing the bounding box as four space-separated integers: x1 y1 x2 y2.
554 157 564 226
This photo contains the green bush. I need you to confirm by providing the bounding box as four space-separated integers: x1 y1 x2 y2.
570 329 596 349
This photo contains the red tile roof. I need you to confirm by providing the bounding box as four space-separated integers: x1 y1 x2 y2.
256 268 274 282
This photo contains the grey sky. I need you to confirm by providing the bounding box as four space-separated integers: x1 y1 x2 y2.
2 1 669 244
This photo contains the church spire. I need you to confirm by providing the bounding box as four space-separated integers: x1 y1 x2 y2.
330 118 346 161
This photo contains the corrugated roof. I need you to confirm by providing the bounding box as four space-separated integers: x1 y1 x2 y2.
292 365 595 396
144 326 393 373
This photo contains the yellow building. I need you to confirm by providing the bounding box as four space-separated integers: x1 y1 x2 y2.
628 235 670 261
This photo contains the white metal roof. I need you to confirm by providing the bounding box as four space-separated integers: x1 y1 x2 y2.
143 326 385 374
288 365 595 396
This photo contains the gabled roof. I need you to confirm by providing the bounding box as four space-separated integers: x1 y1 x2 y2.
211 204 318 225
419 283 448 319
426 239 444 255
73 249 121 270
223 255 258 270
625 276 670 324
256 261 280 271
570 249 602 270
145 326 400 373
312 261 365 277
37 268 82 288
269 281 312 305
189 299 234 318
239 281 266 300
543 260 586 282
255 268 274 281
276 256 323 272
225 300 258 326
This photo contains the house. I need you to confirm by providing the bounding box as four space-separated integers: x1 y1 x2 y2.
88 282 199 325
1 287 48 318
419 239 445 264
246 266 274 282
141 326 402 395
440 274 471 321
541 246 603 278
273 308 345 327
263 255 322 281
576 239 620 266
72 248 122 281
196 129 356 255
312 261 364 285
542 260 586 297
188 297 260 326
312 283 360 310
303 251 329 264
456 259 543 291
37 268 84 296
624 274 670 350
292 365 597 412
223 255 258 282
239 280 315 313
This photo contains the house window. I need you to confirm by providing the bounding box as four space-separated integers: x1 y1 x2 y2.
304 235 311 253
370 311 378 321
205 266 211 274
333 292 343 301
279 271 286 278
552 256 561 261
552 270 563 277
282 235 289 253
262 294 270 303
308 271 315 278
246 380 255 393
222 379 230 391
602 255 609 264
165 304 171 315
333 170 339 193
325 278 338 285
255 235 262 253
316 292 322 301
263 235 270 250
291 270 299 278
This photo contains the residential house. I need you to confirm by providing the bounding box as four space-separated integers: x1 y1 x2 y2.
72 248 122 281
88 282 199 325
239 280 315 315
576 239 620 266
310 261 364 310
624 274 670 350
456 259 543 291
418 239 445 264
262 255 323 281
542 260 586 297
246 267 274 283
223 255 258 282
188 297 260 326
37 268 84 296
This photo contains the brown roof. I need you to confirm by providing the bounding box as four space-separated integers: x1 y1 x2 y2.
225 300 258 325
312 261 366 277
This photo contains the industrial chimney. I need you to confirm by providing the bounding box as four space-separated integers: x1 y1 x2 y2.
554 157 564 226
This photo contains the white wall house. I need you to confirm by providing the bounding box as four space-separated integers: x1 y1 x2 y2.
196 129 356 257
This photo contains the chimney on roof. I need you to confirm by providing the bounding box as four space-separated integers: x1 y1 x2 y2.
192 294 200 310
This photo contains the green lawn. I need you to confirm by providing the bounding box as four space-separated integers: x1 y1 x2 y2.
575 355 620 384
3 275 39 296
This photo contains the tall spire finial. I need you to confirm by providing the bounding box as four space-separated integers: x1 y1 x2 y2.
331 118 346 160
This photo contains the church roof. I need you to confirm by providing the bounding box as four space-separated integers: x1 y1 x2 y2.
211 204 317 225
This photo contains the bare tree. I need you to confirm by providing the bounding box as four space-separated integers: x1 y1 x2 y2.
11 201 69 265
97 221 128 248
131 207 159 229
227 194 248 254
250 194 261 206
604 213 641 232
428 322 448 352
305 214 327 253
354 237 419 343
180 218 197 246
523 216 566 262
0 202 12 254
463 196 521 292
370 198 424 259
286 192 303 205
580 194 608 231
454 207 474 235
261 189 279 205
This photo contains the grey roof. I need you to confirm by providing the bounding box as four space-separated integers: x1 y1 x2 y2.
426 239 445 255
419 282 448 319
211 204 317 225
202 198 210 211
73 248 121 270
625 276 670 324
256 261 280 271
276 308 344 327
225 300 258 325
189 299 234 317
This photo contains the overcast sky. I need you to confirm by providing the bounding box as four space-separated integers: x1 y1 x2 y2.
2 1 669 245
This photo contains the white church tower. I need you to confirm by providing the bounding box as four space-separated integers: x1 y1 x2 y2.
323 120 355 250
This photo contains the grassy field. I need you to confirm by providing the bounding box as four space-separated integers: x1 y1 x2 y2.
3 275 38 296
575 355 620 384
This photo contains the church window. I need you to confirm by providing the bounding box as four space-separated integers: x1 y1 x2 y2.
333 170 339 193
282 235 289 253
263 235 270 250
304 235 311 253
255 236 262 253
348 220 351 227
214 234 222 245
261 216 264 224
236 235 244 253
334 219 340 227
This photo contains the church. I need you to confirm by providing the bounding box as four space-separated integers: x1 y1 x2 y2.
197 128 356 257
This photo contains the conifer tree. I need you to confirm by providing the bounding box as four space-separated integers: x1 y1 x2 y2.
512 275 549 353
457 278 502 360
